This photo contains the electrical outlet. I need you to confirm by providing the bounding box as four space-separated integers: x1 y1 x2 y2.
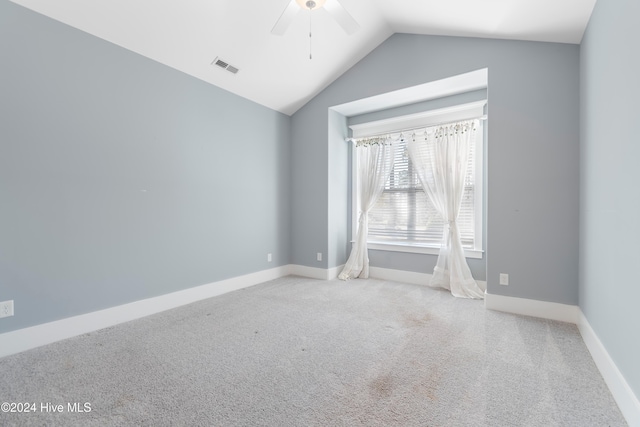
317 252 322 262
0 300 14 318
267 253 272 262
499 273 509 286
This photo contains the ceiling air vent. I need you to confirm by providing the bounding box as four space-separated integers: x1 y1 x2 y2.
212 57 239 74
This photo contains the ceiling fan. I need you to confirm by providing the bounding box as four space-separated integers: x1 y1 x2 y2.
271 0 360 36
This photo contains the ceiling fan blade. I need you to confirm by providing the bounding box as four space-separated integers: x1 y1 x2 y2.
324 0 360 35
271 0 300 36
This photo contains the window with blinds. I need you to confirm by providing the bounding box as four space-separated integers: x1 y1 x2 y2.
367 133 477 248
349 100 485 256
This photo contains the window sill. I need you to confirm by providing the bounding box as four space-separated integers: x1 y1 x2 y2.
351 240 484 259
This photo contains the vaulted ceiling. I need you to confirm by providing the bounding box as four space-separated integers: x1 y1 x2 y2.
10 0 597 115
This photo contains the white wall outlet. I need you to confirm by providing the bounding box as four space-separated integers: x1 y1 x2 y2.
267 253 272 262
499 273 509 286
0 300 14 318
317 252 322 262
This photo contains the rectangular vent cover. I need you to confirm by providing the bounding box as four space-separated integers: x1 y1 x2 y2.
212 57 239 74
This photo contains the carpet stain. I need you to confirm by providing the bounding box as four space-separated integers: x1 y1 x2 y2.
369 373 395 399
413 366 441 401
402 312 432 328
113 394 137 409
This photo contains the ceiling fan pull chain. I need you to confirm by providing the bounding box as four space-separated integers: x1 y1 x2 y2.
309 8 313 59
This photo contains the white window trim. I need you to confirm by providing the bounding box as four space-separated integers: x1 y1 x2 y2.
349 101 486 259
349 100 486 138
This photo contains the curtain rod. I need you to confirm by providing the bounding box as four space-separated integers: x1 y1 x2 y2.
344 115 487 143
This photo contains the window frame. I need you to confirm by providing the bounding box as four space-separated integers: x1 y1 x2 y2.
349 101 486 259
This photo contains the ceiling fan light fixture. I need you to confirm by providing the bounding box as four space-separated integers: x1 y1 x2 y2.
272 0 359 37
295 0 327 10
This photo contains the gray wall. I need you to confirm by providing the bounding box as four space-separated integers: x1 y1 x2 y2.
0 1 291 334
292 34 580 304
580 0 640 397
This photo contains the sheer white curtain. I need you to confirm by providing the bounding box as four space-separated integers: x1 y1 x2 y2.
339 137 394 280
408 121 485 299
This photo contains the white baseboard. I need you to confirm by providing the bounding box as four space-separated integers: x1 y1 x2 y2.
369 266 432 285
577 310 640 426
289 264 344 280
327 265 345 280
368 269 575 323
0 264 352 359
368 266 488 291
0 265 292 358
484 292 579 324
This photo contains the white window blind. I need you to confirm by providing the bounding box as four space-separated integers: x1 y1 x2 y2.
367 131 477 248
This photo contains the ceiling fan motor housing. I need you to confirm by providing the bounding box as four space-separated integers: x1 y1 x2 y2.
296 0 327 10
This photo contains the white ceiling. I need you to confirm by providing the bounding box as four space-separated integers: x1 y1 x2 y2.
10 0 596 116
